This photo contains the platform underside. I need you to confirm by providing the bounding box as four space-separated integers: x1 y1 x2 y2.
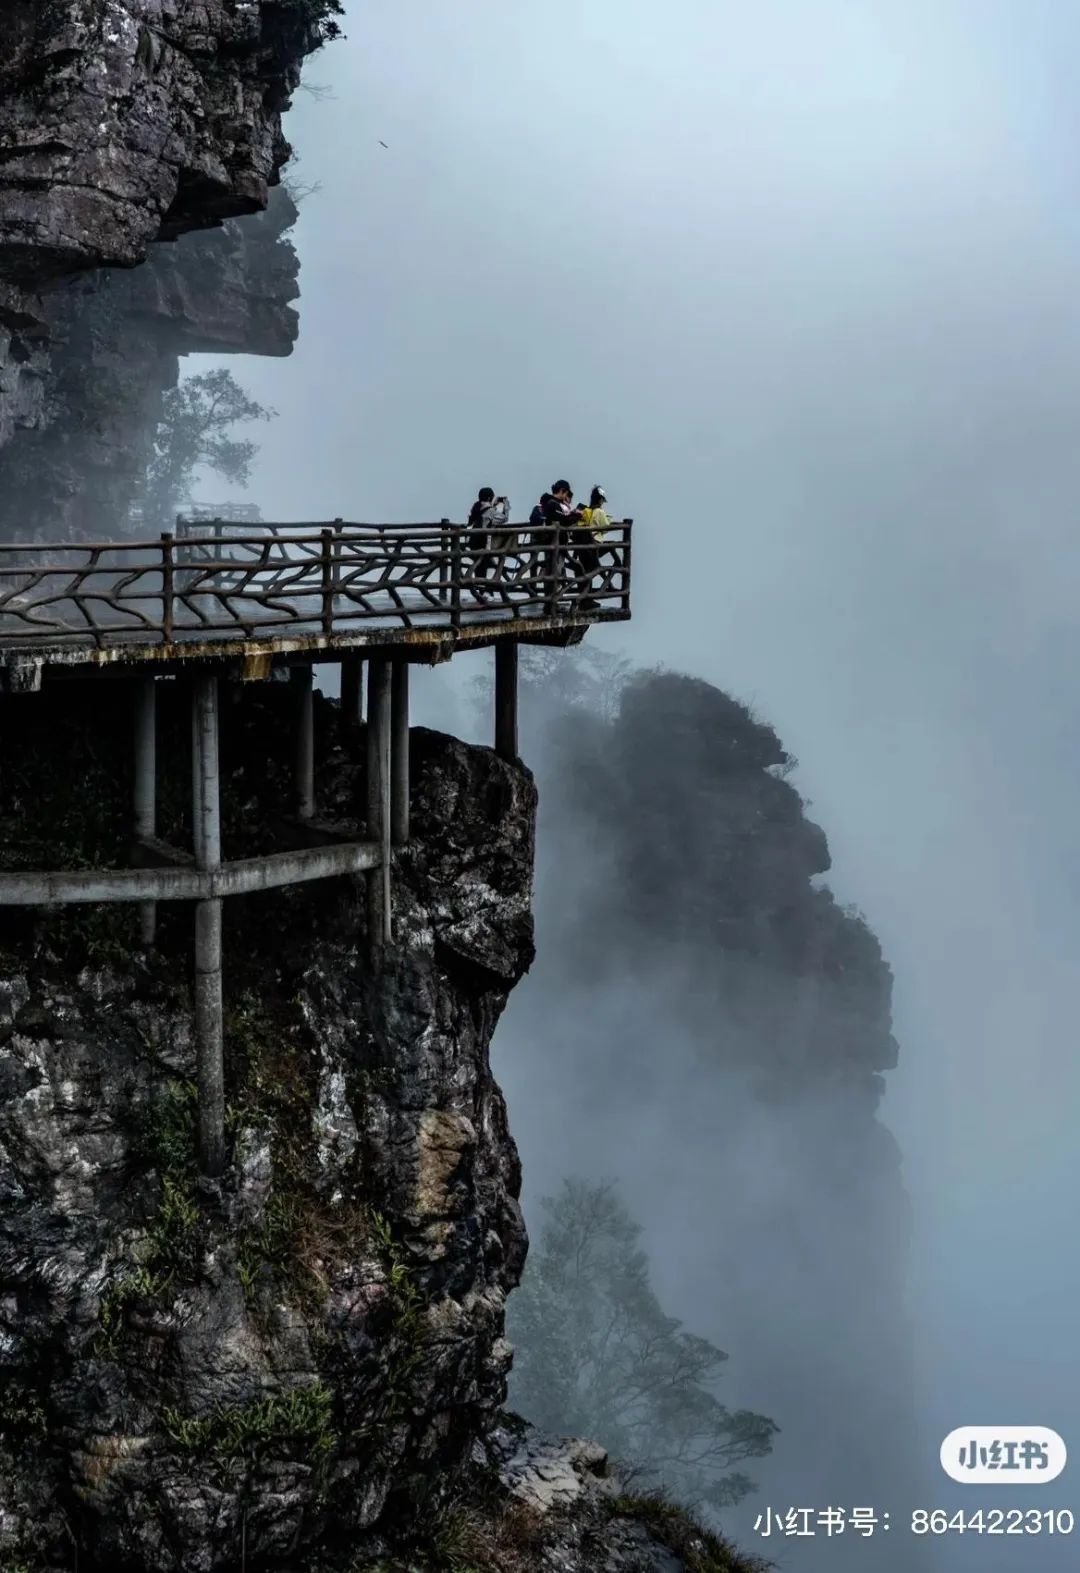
0 608 628 688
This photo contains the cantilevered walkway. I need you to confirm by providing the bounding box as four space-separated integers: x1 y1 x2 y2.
0 516 632 1173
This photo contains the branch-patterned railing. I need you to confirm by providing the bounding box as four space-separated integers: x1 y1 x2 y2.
0 518 632 651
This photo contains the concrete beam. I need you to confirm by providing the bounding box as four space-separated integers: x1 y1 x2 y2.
0 607 629 684
0 842 380 907
391 659 410 846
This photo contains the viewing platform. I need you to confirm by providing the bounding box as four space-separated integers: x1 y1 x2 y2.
0 515 633 684
0 516 633 1174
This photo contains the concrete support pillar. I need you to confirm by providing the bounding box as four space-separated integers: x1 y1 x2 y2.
366 657 392 948
294 665 315 821
192 675 224 1177
341 654 363 738
134 674 157 945
194 898 224 1178
494 640 519 761
391 659 410 846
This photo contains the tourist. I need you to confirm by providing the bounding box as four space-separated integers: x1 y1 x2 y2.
579 485 612 536
541 480 583 527
466 486 511 595
544 481 603 609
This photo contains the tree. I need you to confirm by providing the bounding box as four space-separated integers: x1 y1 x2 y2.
507 1179 778 1513
143 369 275 530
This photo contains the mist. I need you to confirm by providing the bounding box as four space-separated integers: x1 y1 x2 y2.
194 2 1080 1567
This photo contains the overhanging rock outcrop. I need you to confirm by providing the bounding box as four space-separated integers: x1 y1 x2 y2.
0 187 301 541
0 0 317 282
0 0 321 475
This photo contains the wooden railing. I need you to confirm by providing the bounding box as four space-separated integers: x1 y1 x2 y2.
0 518 632 652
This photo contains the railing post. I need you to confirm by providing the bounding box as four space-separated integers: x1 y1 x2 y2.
621 518 633 615
321 527 335 635
331 517 344 595
449 520 462 628
161 532 174 644
439 518 451 611
545 521 563 617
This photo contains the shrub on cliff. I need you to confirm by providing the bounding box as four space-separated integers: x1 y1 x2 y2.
273 0 347 44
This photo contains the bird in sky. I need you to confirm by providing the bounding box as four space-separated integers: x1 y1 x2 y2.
379 140 388 149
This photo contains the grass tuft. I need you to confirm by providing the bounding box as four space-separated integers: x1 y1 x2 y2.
612 1491 772 1572
162 1382 337 1471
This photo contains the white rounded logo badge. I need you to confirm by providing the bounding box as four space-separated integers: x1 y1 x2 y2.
941 1428 1066 1484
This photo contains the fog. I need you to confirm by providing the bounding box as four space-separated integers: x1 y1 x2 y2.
196 2 1080 1566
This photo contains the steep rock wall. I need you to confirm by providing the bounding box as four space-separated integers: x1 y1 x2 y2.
0 678 727 1573
0 0 319 487
0 683 533 1571
0 188 300 541
0 0 315 282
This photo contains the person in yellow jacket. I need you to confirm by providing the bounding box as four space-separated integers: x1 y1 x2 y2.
570 485 612 607
578 485 612 541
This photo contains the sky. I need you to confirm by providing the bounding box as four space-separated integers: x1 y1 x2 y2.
195 2 1080 1565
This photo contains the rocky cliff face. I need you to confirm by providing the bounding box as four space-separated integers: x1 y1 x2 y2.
0 680 729 1573
0 683 532 1570
0 187 300 541
0 1 315 284
0 0 319 532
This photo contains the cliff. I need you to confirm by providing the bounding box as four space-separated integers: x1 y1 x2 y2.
0 681 727 1573
0 682 528 1569
0 0 319 535
0 187 300 541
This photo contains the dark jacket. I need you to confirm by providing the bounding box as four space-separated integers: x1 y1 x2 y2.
542 495 582 526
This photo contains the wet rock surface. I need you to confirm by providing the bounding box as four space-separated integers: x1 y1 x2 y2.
341 1415 767 1572
0 684 535 1571
0 0 318 492
0 0 315 283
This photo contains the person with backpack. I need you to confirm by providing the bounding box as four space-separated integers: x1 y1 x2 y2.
541 480 583 528
466 486 511 597
543 480 605 609
529 492 553 531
